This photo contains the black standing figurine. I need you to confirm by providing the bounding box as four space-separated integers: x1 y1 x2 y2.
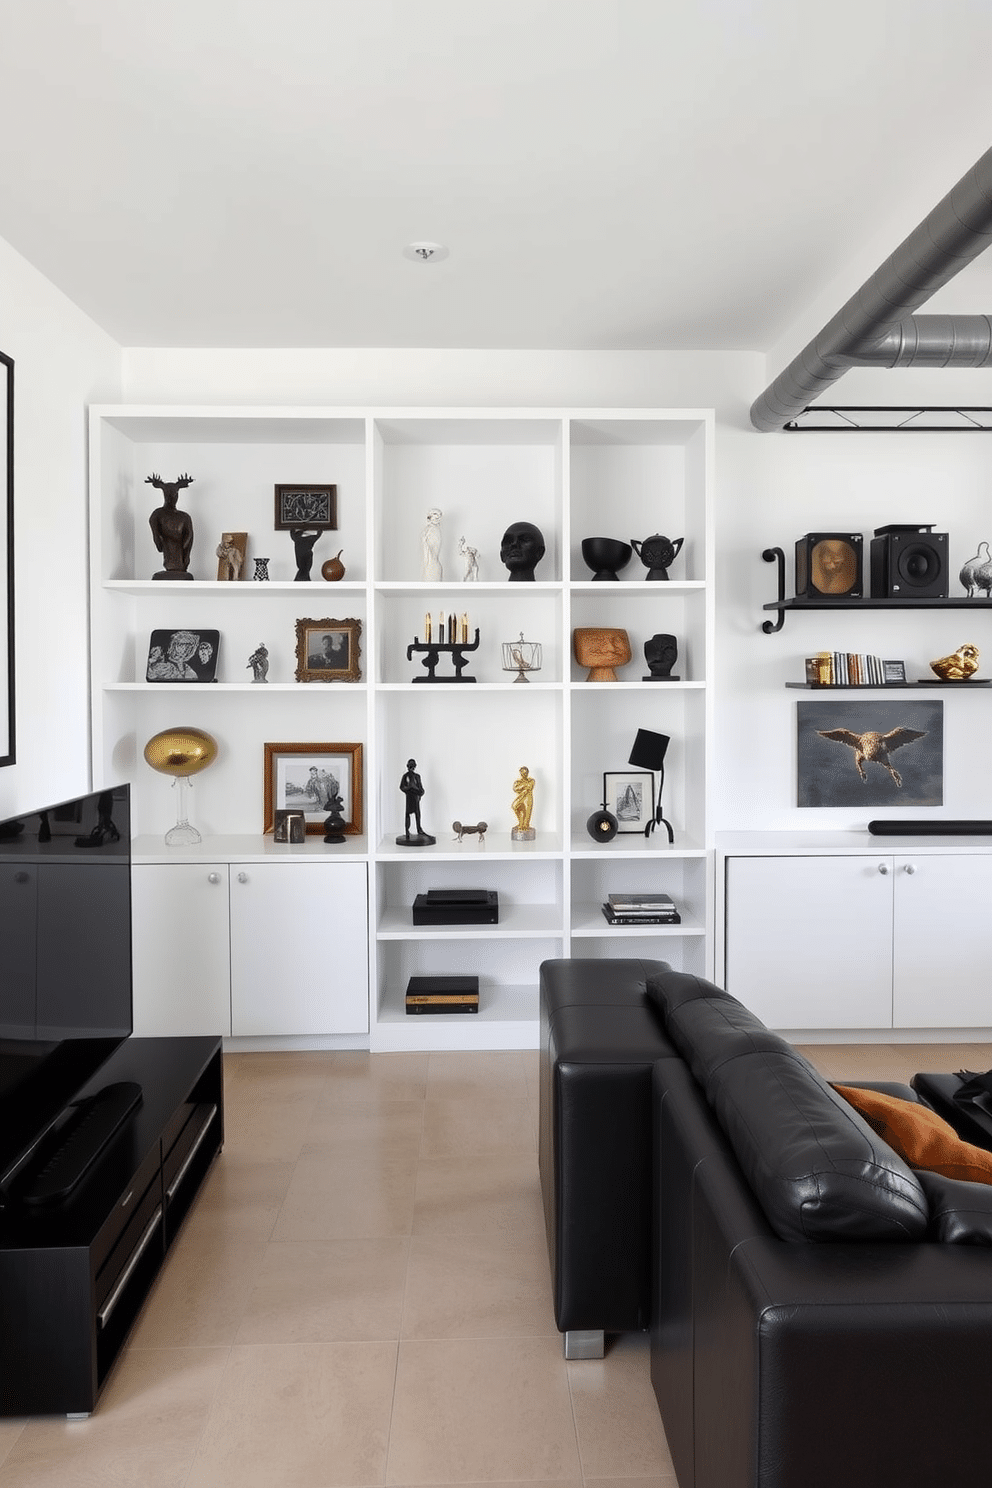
396 759 436 846
291 527 321 580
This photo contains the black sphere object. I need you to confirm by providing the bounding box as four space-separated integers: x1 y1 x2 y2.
586 806 619 842
581 537 632 581
500 521 546 582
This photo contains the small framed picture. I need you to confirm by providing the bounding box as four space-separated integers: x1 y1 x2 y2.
272 809 306 844
603 770 656 833
274 484 337 531
883 659 907 684
264 742 363 836
295 617 361 683
146 628 220 683
216 531 248 581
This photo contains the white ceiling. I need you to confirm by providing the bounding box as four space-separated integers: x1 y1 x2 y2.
1 0 991 351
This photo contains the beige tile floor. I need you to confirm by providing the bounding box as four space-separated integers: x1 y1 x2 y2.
1 1040 989 1487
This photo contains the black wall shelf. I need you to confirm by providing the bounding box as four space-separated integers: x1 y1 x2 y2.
761 548 992 632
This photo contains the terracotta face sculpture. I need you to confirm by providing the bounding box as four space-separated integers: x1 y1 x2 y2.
573 627 632 682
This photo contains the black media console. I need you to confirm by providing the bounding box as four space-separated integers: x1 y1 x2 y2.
0 1036 224 1416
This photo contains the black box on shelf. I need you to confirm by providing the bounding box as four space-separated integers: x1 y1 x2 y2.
869 524 948 598
794 533 863 598
405 975 480 1014
412 889 499 925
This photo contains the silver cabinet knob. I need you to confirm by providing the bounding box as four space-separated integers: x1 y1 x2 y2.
904 863 916 875
207 872 221 885
877 862 889 874
237 871 248 884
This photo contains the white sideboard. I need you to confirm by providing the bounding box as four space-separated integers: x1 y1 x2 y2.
718 831 992 1037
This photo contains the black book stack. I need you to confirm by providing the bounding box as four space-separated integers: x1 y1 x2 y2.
601 892 681 926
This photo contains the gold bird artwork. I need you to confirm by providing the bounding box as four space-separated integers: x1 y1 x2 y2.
816 727 927 787
930 642 980 681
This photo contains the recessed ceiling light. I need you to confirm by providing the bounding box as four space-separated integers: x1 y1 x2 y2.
403 242 449 263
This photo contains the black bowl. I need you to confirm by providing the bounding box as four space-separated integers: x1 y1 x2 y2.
581 537 632 580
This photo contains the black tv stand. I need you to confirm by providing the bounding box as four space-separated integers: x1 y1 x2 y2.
16 1080 144 1207
0 1037 223 1416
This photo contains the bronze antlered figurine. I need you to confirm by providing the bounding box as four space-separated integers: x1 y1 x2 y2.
147 473 195 580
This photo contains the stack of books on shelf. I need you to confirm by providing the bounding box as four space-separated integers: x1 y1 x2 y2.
405 975 480 1014
805 652 886 686
602 892 681 926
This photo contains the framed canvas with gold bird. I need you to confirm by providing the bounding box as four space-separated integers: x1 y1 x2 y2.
797 700 943 807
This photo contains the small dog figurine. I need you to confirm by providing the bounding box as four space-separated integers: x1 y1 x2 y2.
452 820 487 844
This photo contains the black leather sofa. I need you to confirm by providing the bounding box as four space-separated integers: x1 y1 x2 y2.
540 956 992 1488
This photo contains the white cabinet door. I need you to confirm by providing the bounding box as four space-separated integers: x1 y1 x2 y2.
893 853 992 1027
229 861 368 1036
724 855 893 1029
131 864 232 1036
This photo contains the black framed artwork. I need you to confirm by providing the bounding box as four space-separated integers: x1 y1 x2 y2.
146 628 220 682
0 351 12 767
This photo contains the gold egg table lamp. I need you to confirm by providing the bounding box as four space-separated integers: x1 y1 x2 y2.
143 727 218 846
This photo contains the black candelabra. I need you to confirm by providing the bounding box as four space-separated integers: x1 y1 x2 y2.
407 628 480 682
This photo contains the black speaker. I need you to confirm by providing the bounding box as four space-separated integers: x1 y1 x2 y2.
794 533 863 598
869 525 948 598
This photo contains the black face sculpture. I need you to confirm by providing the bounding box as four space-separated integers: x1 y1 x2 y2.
500 521 546 582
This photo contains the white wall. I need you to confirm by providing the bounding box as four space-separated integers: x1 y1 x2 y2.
0 234 121 819
123 346 992 835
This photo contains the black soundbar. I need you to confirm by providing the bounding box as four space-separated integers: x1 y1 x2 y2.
868 820 992 835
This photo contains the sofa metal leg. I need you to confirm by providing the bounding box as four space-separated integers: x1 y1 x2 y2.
564 1329 605 1359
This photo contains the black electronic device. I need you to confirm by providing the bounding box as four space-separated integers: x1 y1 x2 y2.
869 524 948 598
412 889 499 925
794 533 863 598
868 819 992 835
0 785 134 1200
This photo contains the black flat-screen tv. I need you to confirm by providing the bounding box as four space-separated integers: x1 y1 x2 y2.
0 784 132 1191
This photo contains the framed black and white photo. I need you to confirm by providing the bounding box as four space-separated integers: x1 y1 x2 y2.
272 809 306 844
797 699 943 807
146 628 220 683
603 770 656 833
264 741 363 836
0 351 12 767
295 617 361 683
274 484 337 531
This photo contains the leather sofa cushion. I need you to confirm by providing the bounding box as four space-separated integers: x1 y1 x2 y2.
834 1083 992 1184
916 1170 992 1244
646 967 929 1244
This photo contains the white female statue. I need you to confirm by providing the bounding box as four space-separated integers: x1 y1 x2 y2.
459 535 480 581
421 508 443 581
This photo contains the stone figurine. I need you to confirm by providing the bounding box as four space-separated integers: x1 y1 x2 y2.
247 643 269 683
422 508 443 581
500 521 545 582
459 535 480 581
146 472 195 580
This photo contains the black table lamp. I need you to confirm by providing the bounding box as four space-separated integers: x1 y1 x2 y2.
628 728 673 842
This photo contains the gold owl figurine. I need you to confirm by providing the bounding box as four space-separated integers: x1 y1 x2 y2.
930 642 980 681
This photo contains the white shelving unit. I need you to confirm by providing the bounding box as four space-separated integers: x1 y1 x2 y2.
89 406 715 1051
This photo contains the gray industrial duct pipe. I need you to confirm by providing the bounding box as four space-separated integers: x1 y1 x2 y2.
750 145 992 431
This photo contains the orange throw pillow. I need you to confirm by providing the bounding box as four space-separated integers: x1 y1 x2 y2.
834 1084 992 1185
